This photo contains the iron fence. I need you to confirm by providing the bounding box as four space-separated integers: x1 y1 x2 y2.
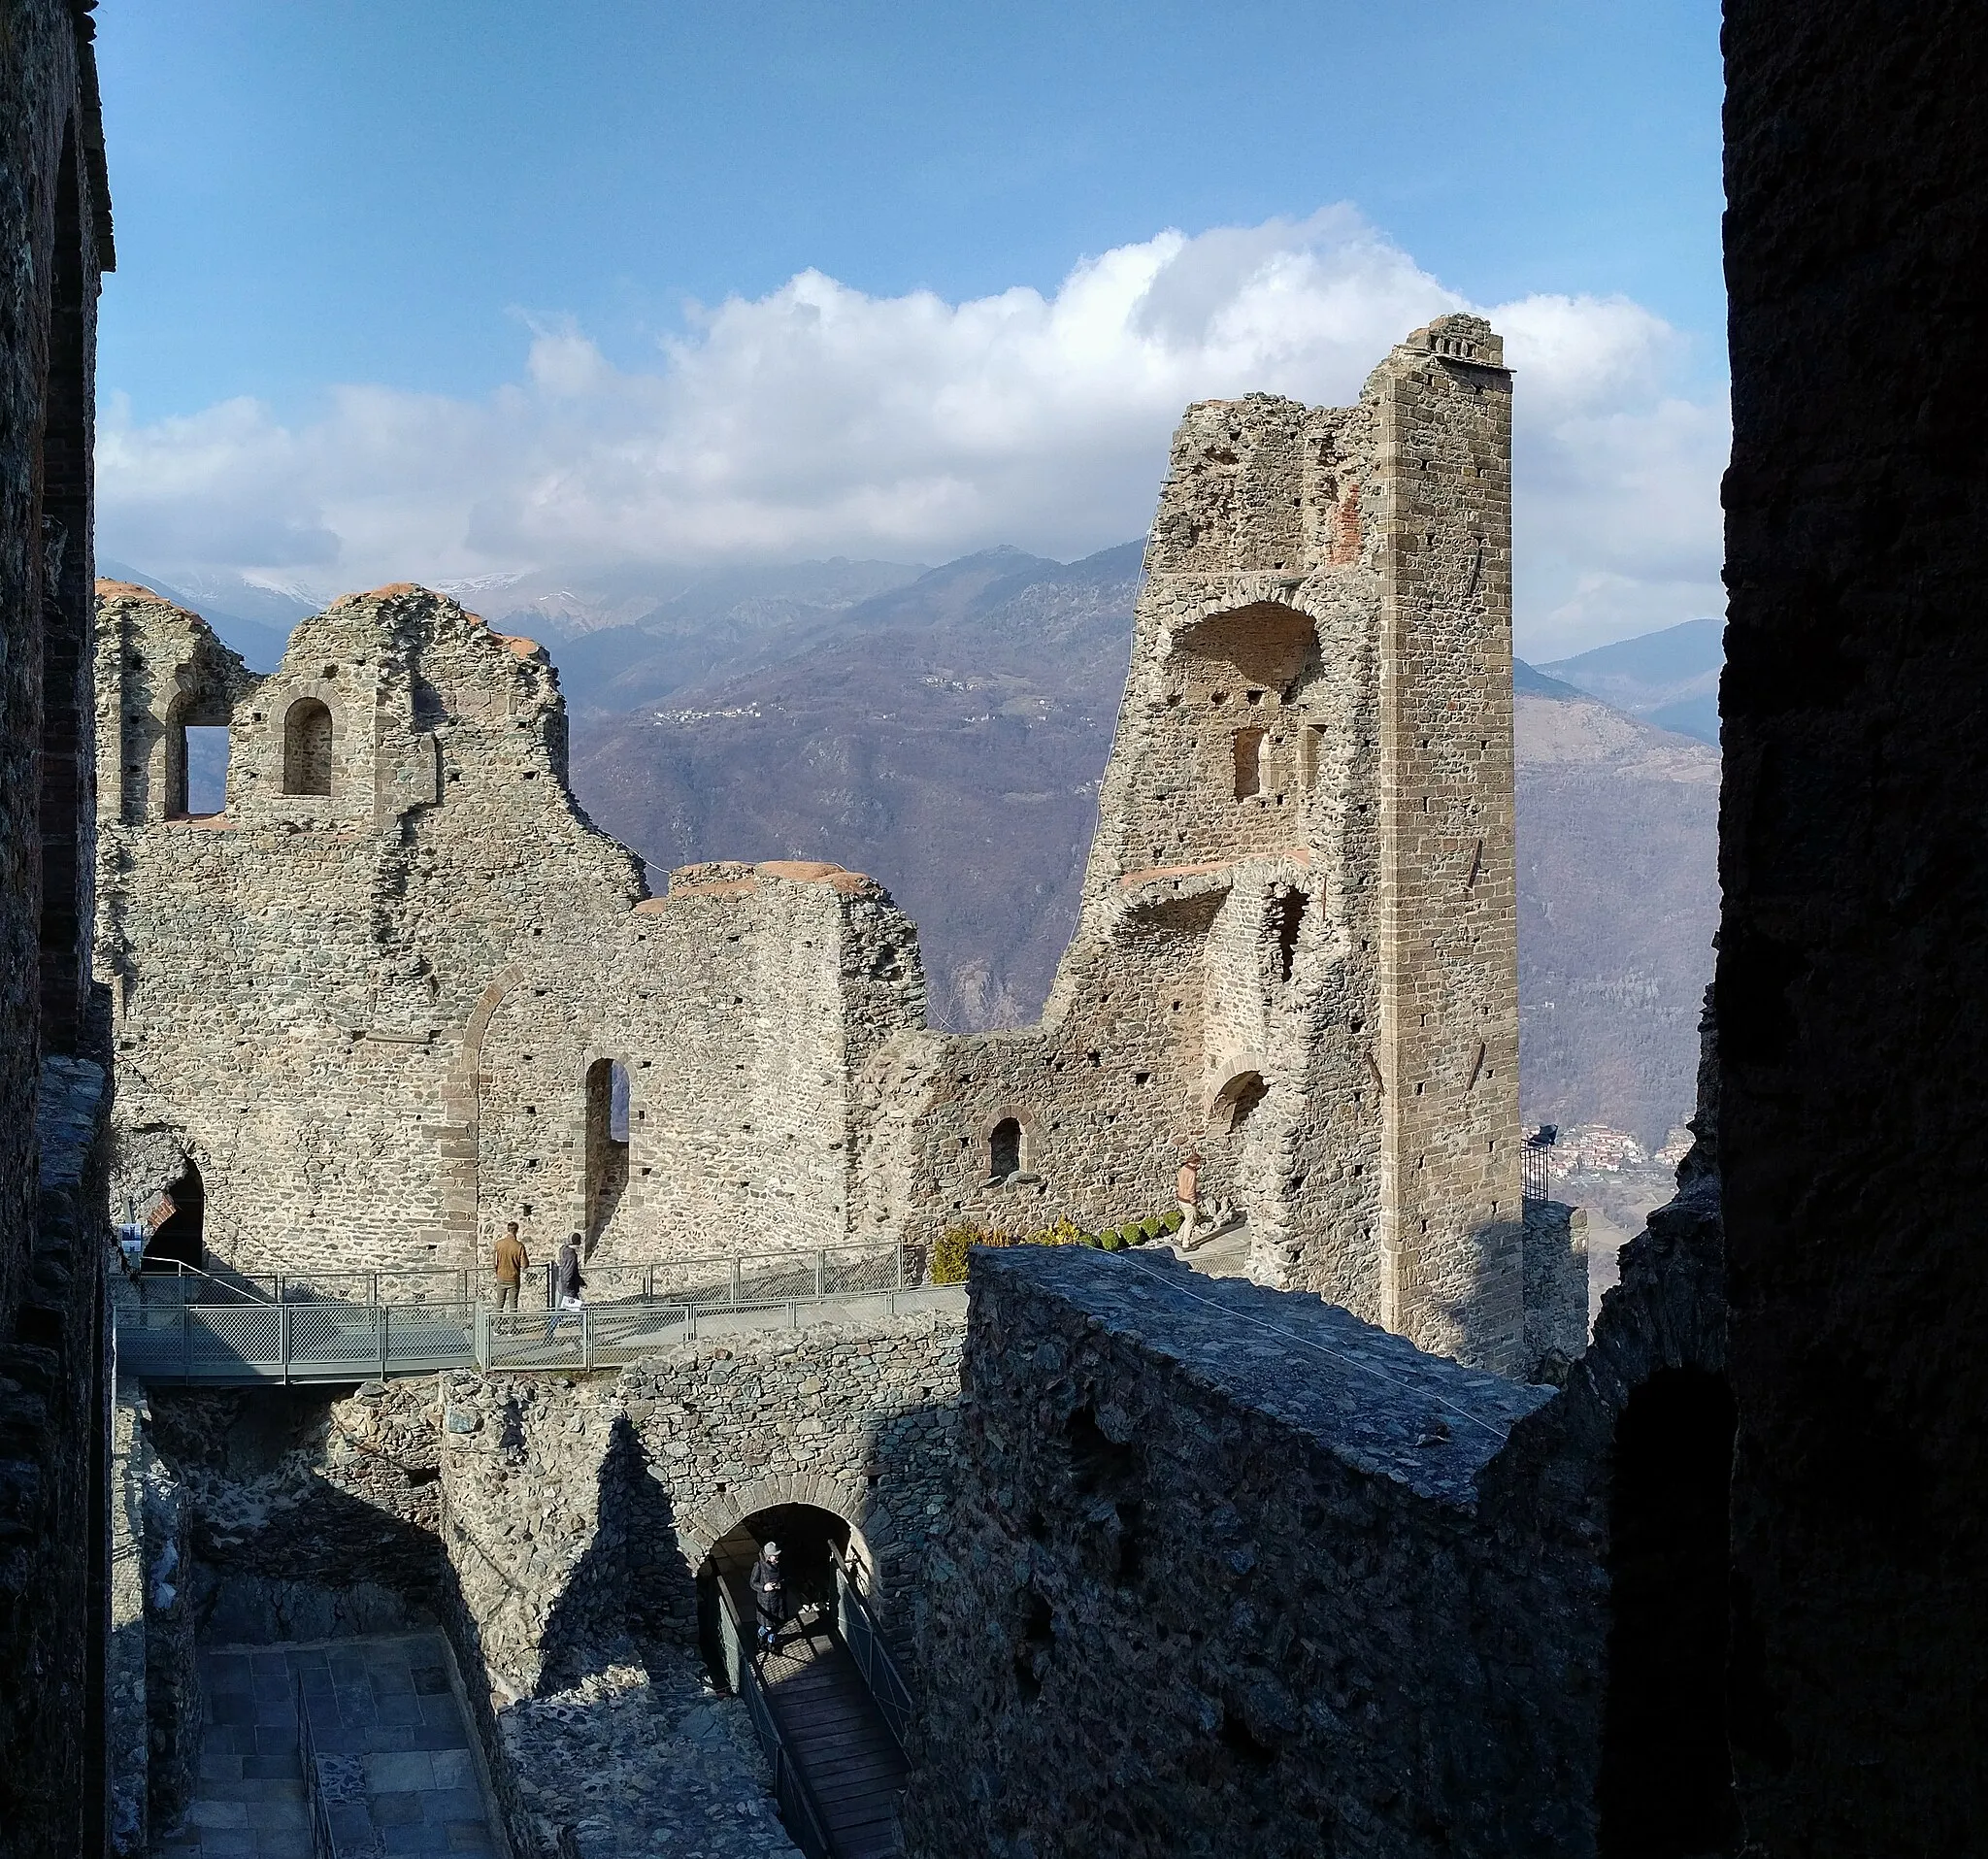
1522 1125 1558 1205
833 1546 914 1755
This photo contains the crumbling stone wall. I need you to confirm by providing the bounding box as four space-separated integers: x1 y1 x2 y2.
96 581 925 1278
97 317 1528 1375
854 315 1526 1374
107 1386 198 1855
904 1145 1725 1859
433 1308 964 1701
0 9 114 1853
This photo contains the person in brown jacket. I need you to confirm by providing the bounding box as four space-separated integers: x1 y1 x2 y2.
493 1221 528 1325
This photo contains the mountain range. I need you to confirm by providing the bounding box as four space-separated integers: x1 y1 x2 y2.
108 548 1722 1145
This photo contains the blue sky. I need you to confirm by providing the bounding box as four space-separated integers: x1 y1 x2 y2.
94 1 1728 656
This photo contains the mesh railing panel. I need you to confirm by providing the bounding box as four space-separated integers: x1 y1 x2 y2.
114 1244 937 1381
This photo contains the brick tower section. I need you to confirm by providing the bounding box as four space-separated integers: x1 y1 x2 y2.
1375 321 1523 1368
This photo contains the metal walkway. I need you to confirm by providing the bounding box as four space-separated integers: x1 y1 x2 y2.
759 1622 907 1859
114 1243 961 1384
714 1554 914 1858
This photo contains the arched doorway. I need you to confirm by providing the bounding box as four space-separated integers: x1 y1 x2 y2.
583 1057 630 1245
145 1158 205 1271
697 1502 908 1855
701 1502 855 1672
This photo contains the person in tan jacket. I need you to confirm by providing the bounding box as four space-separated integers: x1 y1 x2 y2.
492 1221 528 1324
1177 1150 1204 1247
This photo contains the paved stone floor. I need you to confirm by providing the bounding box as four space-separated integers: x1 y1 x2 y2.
156 1632 503 1856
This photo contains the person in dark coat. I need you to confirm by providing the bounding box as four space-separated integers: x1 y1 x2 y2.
545 1236 585 1344
749 1540 785 1651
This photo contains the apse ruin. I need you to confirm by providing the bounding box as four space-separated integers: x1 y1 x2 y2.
92 312 1555 1375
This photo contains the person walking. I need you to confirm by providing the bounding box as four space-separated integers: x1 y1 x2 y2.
748 1539 786 1653
545 1235 585 1345
1176 1148 1204 1248
492 1221 528 1327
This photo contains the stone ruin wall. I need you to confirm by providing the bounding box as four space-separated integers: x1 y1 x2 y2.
853 314 1525 1373
95 312 1529 1374
95 581 924 1281
900 1149 1724 1859
116 1306 964 1855
0 11 116 1857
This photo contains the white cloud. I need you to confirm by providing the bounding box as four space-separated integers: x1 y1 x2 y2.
96 207 1728 656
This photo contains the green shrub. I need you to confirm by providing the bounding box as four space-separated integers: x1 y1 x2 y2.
1027 1215 1091 1249
1101 1230 1125 1251
1160 1206 1184 1233
931 1222 1017 1284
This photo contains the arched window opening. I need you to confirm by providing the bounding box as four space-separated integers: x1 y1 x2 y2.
1233 728 1266 799
988 1117 1023 1181
584 1058 631 1244
143 1158 206 1272
1211 1071 1268 1135
1598 1368 1739 1858
282 697 334 795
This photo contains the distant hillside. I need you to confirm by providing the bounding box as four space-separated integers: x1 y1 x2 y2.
564 555 1718 1143
1512 681 1719 1145
116 548 1719 1144
1539 614 1723 745
567 544 1143 1027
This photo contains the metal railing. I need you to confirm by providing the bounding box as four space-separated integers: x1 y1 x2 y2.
128 1258 274 1305
296 1671 333 1859
832 1546 914 1756
1522 1125 1559 1205
113 1243 949 1383
715 1578 835 1859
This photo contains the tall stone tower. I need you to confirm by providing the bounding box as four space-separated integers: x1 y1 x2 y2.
1070 311 1523 1367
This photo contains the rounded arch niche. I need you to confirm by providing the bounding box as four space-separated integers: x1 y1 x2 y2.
282 696 334 796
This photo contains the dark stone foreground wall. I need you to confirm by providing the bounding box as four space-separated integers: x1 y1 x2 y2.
901 1234 1724 1859
0 6 113 1855
1721 4 1988 1850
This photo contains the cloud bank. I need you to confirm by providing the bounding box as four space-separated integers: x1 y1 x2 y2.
98 206 1727 656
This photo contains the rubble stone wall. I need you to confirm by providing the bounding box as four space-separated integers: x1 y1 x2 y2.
853 315 1525 1373
95 315 1529 1375
96 581 925 1279
0 10 114 1853
1721 3 1988 1846
904 1205 1725 1859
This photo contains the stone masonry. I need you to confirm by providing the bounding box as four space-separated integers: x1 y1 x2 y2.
126 1304 961 1854
0 7 116 1855
901 1140 1725 1859
95 581 924 1278
856 314 1525 1371
96 314 1526 1371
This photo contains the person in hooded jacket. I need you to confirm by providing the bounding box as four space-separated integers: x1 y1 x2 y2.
749 1539 786 1651
546 1235 585 1344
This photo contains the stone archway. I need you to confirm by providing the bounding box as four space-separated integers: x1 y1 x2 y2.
677 1473 887 1606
